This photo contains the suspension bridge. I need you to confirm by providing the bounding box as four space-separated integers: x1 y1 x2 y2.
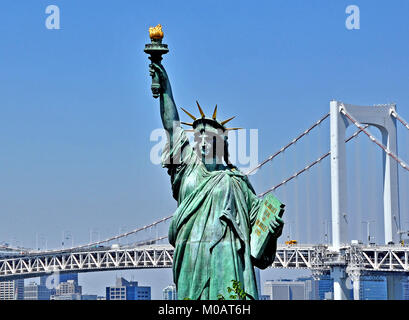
1 101 409 300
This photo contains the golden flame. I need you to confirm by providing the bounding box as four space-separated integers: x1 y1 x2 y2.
149 24 164 40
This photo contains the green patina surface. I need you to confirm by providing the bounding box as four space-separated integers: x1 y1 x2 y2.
162 126 265 299
145 35 284 299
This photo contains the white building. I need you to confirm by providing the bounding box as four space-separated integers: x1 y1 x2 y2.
163 284 177 300
50 279 82 300
0 279 24 300
24 281 51 300
263 279 314 300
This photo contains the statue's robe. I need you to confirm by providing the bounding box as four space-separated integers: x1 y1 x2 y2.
162 127 277 300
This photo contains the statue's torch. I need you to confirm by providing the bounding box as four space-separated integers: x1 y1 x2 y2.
144 24 169 98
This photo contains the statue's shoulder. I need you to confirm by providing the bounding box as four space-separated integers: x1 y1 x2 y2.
233 168 257 193
227 167 248 181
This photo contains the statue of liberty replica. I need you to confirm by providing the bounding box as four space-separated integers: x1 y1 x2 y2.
145 25 284 300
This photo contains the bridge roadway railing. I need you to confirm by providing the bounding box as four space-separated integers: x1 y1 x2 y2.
1 244 409 281
347 244 409 273
0 244 175 281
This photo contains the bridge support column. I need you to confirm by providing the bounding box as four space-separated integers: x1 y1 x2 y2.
380 111 400 244
347 269 361 300
330 100 349 250
352 277 360 300
331 267 349 300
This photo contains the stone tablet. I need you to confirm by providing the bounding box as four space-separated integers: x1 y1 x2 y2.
250 194 285 260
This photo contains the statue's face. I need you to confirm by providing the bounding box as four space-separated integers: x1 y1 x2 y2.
193 125 225 164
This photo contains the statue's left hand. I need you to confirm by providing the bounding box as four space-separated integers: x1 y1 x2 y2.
268 214 284 239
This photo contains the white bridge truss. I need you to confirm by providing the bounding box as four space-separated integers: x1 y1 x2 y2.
0 245 174 281
1 244 409 281
348 245 409 273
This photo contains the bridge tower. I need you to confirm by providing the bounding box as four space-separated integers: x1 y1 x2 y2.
329 100 401 300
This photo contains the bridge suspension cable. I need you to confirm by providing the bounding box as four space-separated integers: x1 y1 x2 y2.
390 110 409 132
0 244 31 253
245 113 330 175
127 235 169 247
30 215 173 254
340 106 409 172
66 215 173 250
257 125 368 197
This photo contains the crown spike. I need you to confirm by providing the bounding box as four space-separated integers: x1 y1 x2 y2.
181 122 194 127
221 116 235 125
196 101 205 118
225 127 243 131
212 105 217 120
180 107 197 121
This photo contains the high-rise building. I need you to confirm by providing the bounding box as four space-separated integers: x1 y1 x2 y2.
39 272 79 298
106 277 151 300
359 276 387 300
56 279 82 296
263 279 308 300
402 278 409 300
24 281 51 300
49 274 82 300
263 277 341 300
297 277 317 300
163 284 177 300
0 279 24 300
254 268 262 298
384 274 409 300
39 275 55 296
316 275 334 300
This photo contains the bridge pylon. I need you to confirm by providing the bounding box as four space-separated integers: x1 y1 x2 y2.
330 101 401 249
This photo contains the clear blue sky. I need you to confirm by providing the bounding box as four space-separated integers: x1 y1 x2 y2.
0 0 408 298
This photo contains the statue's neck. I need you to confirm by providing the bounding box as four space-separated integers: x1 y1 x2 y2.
202 157 224 172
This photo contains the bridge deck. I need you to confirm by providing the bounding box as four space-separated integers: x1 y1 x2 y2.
1 244 408 281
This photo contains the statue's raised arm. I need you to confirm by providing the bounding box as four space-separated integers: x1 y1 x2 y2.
144 24 180 138
149 63 181 137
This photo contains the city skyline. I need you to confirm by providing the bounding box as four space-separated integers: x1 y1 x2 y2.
2 271 407 300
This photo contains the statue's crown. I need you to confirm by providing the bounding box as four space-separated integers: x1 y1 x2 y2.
180 101 241 133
